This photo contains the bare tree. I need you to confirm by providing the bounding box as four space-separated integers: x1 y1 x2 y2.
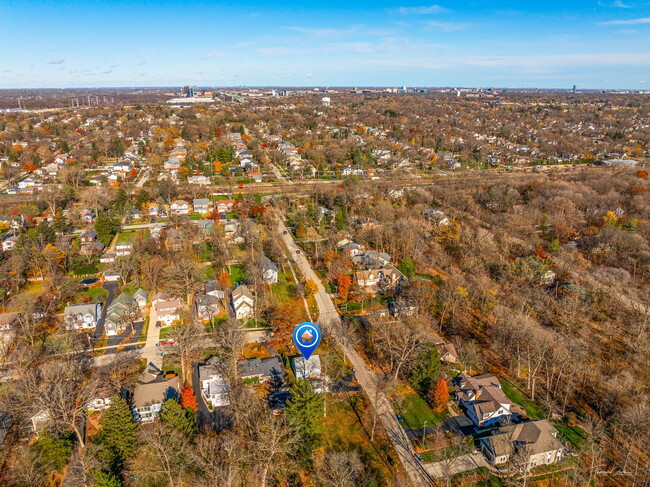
13 355 97 448
369 316 429 380
168 323 204 384
317 450 364 487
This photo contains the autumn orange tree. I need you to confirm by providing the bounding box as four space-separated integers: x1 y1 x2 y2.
430 378 449 412
269 301 307 354
218 271 232 289
305 279 318 298
180 382 198 412
336 273 351 302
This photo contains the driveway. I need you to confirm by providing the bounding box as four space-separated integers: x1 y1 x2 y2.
93 281 118 341
103 320 144 355
424 452 488 478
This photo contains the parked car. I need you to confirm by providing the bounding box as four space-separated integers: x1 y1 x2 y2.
160 339 175 345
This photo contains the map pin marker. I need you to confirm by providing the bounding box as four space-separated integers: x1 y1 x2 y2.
292 322 322 360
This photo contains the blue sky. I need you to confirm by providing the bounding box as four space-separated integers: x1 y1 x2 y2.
1 0 650 88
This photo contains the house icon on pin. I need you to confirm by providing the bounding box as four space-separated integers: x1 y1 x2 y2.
300 330 314 344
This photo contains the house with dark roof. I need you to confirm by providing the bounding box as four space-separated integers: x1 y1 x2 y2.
194 294 220 321
237 357 285 383
205 280 226 299
454 374 512 427
480 420 564 468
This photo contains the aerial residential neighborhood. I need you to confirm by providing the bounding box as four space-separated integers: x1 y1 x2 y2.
0 1 649 485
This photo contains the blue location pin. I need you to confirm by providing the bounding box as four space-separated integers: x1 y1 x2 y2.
292 322 322 360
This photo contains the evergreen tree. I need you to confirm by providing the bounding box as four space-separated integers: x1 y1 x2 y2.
96 396 137 473
408 343 440 395
285 379 324 455
160 398 197 438
113 188 128 211
95 212 120 246
397 256 416 278
93 471 121 487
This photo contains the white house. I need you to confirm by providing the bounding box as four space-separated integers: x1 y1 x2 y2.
231 285 254 320
199 356 231 408
1 235 18 252
291 355 324 393
64 302 103 331
170 200 190 215
192 198 213 214
154 299 183 326
115 241 133 257
258 256 278 284
454 374 512 428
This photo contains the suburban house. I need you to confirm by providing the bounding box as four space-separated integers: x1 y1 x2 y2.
99 251 116 264
103 269 121 282
435 341 459 364
216 200 236 213
154 298 183 326
150 223 165 239
238 357 285 383
480 420 564 468
454 374 512 427
81 208 96 224
133 288 148 307
87 397 112 411
388 301 416 317
115 241 133 257
204 280 226 299
193 294 220 322
64 302 103 331
187 175 211 185
80 230 104 254
192 198 213 214
198 356 231 408
352 250 391 268
0 312 17 338
165 228 183 251
337 240 364 257
1 235 18 252
231 285 254 320
291 355 324 393
147 203 160 216
258 256 279 284
341 166 364 176
354 266 404 293
132 365 179 423
170 199 190 215
104 293 139 336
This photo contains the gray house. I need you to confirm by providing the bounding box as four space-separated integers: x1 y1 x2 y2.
64 302 103 331
237 357 285 383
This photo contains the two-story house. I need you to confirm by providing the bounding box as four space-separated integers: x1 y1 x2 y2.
454 374 512 428
198 356 231 408
231 285 254 320
64 302 103 331
132 365 179 423
169 200 190 215
192 198 213 215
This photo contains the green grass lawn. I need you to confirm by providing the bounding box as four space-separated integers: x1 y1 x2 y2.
201 264 215 281
271 270 294 303
395 393 448 429
116 230 143 243
228 264 246 285
556 425 588 450
81 286 109 302
500 379 546 420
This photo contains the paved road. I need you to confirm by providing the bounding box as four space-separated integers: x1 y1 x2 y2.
277 217 434 487
93 281 118 341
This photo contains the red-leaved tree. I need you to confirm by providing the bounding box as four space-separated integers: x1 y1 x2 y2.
180 382 198 412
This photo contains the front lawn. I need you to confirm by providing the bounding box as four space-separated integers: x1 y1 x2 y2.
500 379 545 420
116 230 143 243
228 264 246 285
159 323 183 339
395 392 448 429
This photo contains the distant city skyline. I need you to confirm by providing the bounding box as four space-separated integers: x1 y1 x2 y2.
2 0 650 89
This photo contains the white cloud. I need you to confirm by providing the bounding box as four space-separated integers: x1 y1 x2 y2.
600 17 650 25
396 5 448 15
203 52 225 59
598 0 631 7
47 59 65 65
425 20 467 32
